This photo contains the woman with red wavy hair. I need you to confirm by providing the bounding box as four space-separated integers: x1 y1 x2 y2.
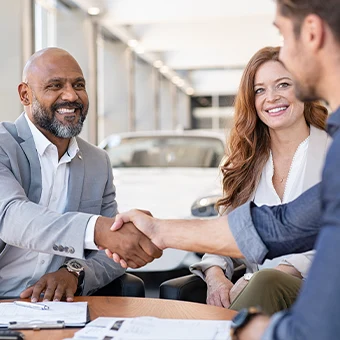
190 46 330 315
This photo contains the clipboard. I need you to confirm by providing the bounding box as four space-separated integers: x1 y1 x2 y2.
8 320 65 330
0 302 88 328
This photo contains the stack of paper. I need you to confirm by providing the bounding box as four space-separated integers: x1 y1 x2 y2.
67 317 231 340
0 302 88 328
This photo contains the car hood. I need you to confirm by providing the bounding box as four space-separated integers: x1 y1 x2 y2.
112 167 222 219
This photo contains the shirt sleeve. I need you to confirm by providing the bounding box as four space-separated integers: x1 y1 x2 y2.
227 202 269 263
189 254 236 280
261 311 288 340
228 183 322 264
280 250 315 279
84 215 99 250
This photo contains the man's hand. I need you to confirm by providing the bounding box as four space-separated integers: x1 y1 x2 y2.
95 216 162 269
104 210 163 268
205 266 234 308
235 315 271 340
20 268 78 302
229 277 249 304
110 209 163 248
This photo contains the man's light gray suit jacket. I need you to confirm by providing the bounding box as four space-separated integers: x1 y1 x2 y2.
0 113 125 295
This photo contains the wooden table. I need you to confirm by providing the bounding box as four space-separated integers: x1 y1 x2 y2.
16 296 236 340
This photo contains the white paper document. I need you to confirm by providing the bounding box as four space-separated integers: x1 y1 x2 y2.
71 316 231 340
0 301 88 327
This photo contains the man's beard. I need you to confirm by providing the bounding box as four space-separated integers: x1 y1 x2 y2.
31 95 88 138
294 81 320 103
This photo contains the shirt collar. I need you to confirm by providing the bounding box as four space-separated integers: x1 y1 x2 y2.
66 136 79 159
327 106 340 137
24 113 79 159
25 113 51 156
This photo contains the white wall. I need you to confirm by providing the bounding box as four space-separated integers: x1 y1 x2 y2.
135 57 156 131
177 90 191 129
0 0 24 122
98 38 130 141
159 76 173 130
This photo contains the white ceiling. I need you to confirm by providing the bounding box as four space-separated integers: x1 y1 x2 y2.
71 0 281 96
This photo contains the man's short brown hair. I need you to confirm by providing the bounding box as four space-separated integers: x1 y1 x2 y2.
277 0 340 42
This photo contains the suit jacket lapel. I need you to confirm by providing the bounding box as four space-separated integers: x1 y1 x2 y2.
66 149 84 212
15 114 42 204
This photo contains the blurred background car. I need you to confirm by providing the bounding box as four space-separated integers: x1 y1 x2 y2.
99 129 226 273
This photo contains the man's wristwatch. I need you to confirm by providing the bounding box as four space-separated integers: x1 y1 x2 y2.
243 273 254 281
60 259 85 295
230 307 263 340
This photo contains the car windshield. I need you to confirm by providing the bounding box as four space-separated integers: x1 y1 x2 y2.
103 136 225 168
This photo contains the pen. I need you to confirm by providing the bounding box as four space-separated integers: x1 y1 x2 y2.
13 301 49 310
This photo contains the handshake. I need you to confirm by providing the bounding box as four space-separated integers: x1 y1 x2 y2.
94 209 233 269
94 210 164 269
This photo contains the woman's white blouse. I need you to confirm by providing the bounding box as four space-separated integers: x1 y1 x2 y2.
253 137 313 273
254 137 309 206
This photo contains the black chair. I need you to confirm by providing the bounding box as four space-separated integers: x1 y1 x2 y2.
159 267 246 303
91 273 145 297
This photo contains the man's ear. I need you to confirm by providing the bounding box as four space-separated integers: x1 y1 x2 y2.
301 14 325 51
18 82 31 106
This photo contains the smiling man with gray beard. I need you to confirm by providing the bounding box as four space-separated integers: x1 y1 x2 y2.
0 47 161 301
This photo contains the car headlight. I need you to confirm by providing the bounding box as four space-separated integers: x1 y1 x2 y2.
191 195 221 217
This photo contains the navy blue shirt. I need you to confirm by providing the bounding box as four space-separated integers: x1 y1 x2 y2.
228 107 340 340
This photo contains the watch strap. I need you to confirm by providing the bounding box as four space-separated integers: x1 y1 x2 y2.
75 270 85 296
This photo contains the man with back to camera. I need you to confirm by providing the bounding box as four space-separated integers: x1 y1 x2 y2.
110 0 340 338
0 47 162 301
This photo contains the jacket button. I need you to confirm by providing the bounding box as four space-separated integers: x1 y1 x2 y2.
69 247 75 254
53 244 58 251
58 245 64 252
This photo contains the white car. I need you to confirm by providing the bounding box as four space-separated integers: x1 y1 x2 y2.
99 130 226 271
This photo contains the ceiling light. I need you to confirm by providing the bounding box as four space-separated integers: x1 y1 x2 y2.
87 7 100 15
186 87 195 95
128 39 138 48
153 60 163 68
172 76 181 84
160 66 169 74
177 79 185 87
135 47 145 54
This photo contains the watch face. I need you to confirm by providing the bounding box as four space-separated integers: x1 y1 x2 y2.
68 260 84 272
244 273 254 281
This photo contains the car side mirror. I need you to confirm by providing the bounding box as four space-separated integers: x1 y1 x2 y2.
191 196 220 217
